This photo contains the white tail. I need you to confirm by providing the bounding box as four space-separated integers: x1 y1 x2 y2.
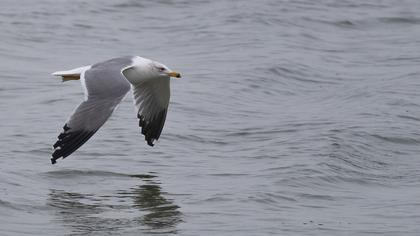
52 65 91 82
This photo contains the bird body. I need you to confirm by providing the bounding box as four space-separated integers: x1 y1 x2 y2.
51 56 181 164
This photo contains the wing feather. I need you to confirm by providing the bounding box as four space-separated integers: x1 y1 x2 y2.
51 59 131 164
131 77 170 146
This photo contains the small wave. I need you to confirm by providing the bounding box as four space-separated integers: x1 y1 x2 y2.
334 20 355 27
208 173 249 177
73 23 93 29
397 115 420 122
41 98 67 104
246 193 297 206
225 128 297 138
378 17 420 25
26 147 51 155
165 133 229 146
0 199 22 210
371 134 420 145
113 1 145 8
42 169 156 179
306 16 420 31
298 193 335 201
267 64 339 86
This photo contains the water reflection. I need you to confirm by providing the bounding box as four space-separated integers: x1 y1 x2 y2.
121 184 182 230
47 176 182 235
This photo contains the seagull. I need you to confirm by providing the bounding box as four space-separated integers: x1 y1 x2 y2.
50 56 181 164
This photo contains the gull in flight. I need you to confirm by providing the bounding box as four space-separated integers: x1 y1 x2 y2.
50 56 181 164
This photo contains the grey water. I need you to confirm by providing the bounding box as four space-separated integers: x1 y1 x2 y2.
1 0 420 235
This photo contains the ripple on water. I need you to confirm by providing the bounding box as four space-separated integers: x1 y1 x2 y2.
47 183 182 234
2 0 420 235
42 169 157 179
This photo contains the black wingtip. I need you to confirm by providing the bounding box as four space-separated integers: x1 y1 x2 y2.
138 109 167 147
147 139 155 146
51 123 97 164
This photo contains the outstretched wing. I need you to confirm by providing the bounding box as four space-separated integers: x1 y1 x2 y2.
132 77 170 146
51 62 131 164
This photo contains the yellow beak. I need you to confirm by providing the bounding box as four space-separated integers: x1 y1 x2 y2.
167 71 181 78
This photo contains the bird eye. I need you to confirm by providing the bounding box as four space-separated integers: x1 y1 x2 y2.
157 67 165 71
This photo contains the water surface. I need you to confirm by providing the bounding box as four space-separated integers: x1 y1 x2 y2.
1 0 420 235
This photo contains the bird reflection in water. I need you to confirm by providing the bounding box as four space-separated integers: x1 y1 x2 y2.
122 184 182 230
47 176 182 234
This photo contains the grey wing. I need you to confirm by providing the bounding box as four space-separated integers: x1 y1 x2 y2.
51 65 131 164
132 77 170 146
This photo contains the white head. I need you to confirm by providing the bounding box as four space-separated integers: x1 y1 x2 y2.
123 56 181 84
